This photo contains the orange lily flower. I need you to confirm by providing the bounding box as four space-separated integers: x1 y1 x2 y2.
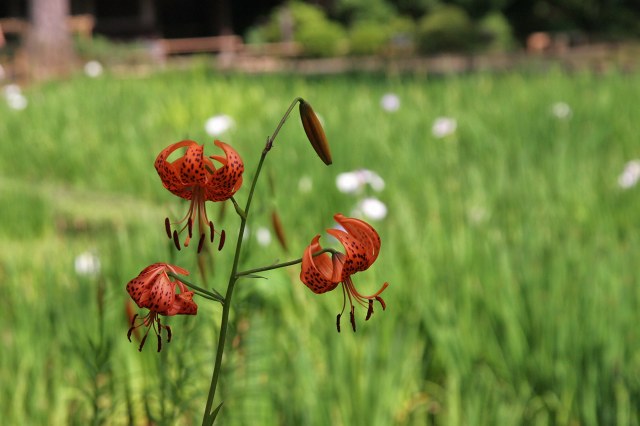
300 214 388 332
155 139 244 252
126 263 197 351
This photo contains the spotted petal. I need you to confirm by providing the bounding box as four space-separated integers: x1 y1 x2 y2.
300 235 340 294
204 140 244 201
126 263 190 309
155 140 199 200
167 290 198 315
147 275 176 314
327 214 380 278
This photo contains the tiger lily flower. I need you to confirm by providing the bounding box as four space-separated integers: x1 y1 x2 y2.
300 214 388 332
155 139 244 252
126 263 197 351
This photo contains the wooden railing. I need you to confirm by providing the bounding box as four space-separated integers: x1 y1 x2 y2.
157 35 243 55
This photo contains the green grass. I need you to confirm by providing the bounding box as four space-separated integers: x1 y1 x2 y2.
1 66 640 425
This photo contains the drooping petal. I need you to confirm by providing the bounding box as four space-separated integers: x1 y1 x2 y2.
126 263 166 308
155 140 199 200
164 263 190 277
178 143 209 185
126 263 190 310
166 290 198 316
335 214 380 262
300 235 339 294
203 140 244 201
327 214 380 278
147 274 176 314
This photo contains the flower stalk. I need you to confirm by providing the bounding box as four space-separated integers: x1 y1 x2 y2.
202 98 303 425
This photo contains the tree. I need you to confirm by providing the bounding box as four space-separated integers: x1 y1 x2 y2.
25 0 77 80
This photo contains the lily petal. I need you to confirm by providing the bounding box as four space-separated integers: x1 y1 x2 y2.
204 140 244 201
166 290 198 316
155 140 199 199
300 235 339 294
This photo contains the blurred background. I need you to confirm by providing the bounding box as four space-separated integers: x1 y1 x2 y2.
1 1 640 425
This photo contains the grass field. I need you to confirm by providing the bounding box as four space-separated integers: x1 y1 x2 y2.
1 65 640 425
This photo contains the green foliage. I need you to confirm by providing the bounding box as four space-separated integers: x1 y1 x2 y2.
334 0 398 23
417 5 476 54
245 1 347 57
348 21 390 55
2 69 640 425
74 35 154 66
296 17 347 57
478 11 516 52
347 16 418 56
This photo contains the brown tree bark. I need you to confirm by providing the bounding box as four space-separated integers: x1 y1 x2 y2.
25 0 77 80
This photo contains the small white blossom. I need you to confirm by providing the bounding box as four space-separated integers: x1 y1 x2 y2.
618 160 640 189
74 251 101 277
380 93 400 112
6 92 27 110
551 102 572 119
356 197 387 221
205 114 235 136
336 172 362 194
359 169 385 192
336 169 385 194
432 117 457 138
551 102 572 120
3 84 21 97
255 227 272 246
84 60 103 77
3 84 27 110
467 206 489 224
298 175 313 193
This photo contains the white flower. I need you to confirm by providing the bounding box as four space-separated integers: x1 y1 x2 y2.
74 251 101 277
359 169 385 192
255 226 272 246
355 197 387 221
336 172 362 193
298 175 313 193
618 160 640 189
6 92 27 110
467 206 488 224
380 93 400 112
551 102 572 119
84 60 103 77
3 84 27 110
205 114 235 136
336 169 385 194
3 84 21 97
432 117 457 138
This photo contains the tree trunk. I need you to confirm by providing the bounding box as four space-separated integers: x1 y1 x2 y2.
25 0 76 80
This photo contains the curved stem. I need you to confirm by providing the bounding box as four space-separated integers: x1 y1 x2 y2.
202 146 269 425
236 248 339 277
264 97 302 153
202 98 303 425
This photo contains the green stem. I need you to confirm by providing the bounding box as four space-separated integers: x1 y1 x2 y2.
201 145 269 425
267 97 302 149
236 248 339 277
202 98 303 425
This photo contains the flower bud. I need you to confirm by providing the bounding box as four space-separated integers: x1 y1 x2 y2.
299 99 332 165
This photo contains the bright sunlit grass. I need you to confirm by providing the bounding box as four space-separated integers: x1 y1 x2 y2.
1 66 639 425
